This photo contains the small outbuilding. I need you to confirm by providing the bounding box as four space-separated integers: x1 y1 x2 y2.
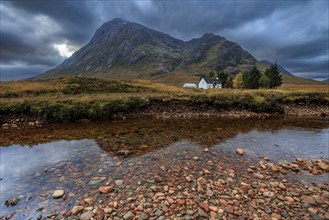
183 83 197 88
198 78 222 89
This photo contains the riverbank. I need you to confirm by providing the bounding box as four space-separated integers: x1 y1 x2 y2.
1 77 328 126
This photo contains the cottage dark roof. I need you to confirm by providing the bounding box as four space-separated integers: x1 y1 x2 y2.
202 78 221 84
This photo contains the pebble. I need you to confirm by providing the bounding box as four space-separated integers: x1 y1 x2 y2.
236 148 244 155
115 179 124 186
52 190 65 199
80 211 94 220
4 198 20 207
71 206 84 215
123 211 135 220
99 186 113 193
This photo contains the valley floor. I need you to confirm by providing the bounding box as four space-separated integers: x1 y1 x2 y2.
0 77 328 126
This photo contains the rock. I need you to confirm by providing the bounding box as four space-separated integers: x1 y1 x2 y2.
154 209 163 216
84 197 96 205
253 173 264 179
123 211 135 220
209 206 219 212
198 207 208 218
80 211 94 220
139 212 148 220
52 190 65 199
285 196 294 203
95 210 105 220
225 206 234 214
197 177 207 186
308 207 317 214
272 213 281 219
99 186 113 193
115 180 124 186
301 196 317 206
186 210 194 215
71 206 84 215
4 198 20 207
199 202 209 212
1 123 9 129
236 148 244 155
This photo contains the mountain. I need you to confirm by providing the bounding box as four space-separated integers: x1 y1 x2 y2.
322 78 329 83
35 18 257 84
260 60 293 76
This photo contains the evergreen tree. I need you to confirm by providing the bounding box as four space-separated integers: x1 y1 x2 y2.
209 70 215 78
265 62 283 88
243 66 261 89
259 74 271 88
233 73 244 89
217 71 228 88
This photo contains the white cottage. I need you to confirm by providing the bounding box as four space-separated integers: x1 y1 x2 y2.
183 83 197 88
198 78 222 89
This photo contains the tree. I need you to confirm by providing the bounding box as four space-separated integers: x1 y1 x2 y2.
209 70 215 78
225 75 233 88
233 73 244 89
259 74 271 88
217 71 228 88
243 66 261 89
199 73 207 81
265 62 283 88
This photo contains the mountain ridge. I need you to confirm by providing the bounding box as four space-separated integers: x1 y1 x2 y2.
35 18 320 86
35 18 257 82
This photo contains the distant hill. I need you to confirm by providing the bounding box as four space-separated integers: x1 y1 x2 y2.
34 18 322 86
322 78 329 83
260 60 293 76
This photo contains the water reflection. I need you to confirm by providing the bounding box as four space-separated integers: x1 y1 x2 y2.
0 118 329 219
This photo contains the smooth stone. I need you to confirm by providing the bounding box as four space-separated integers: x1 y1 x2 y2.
71 206 84 215
4 198 20 207
52 190 65 199
99 186 113 194
80 211 94 220
236 148 244 155
123 211 135 220
138 212 148 220
115 180 124 186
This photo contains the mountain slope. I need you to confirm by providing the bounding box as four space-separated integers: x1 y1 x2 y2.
260 60 293 76
36 18 257 82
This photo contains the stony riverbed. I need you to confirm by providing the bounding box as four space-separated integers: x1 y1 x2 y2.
0 117 328 220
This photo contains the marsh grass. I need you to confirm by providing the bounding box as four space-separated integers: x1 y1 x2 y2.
0 77 328 122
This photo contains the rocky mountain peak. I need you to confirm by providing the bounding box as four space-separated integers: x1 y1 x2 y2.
36 18 257 80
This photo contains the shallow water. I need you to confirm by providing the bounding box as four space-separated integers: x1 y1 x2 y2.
0 117 328 219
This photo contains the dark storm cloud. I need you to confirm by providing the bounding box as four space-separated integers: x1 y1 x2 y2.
0 0 328 81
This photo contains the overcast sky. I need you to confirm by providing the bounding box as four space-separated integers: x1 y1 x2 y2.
0 0 328 81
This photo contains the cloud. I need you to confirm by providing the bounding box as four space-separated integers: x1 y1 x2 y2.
0 0 328 81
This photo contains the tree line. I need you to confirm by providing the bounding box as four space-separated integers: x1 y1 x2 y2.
202 63 283 89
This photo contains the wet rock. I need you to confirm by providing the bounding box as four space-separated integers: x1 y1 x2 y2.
115 179 124 186
253 173 264 179
139 212 148 220
4 198 20 207
99 186 113 193
52 190 65 199
1 123 9 129
301 196 317 206
285 196 294 203
71 206 84 215
123 211 135 220
84 197 96 205
80 211 94 220
236 148 244 155
197 207 208 218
